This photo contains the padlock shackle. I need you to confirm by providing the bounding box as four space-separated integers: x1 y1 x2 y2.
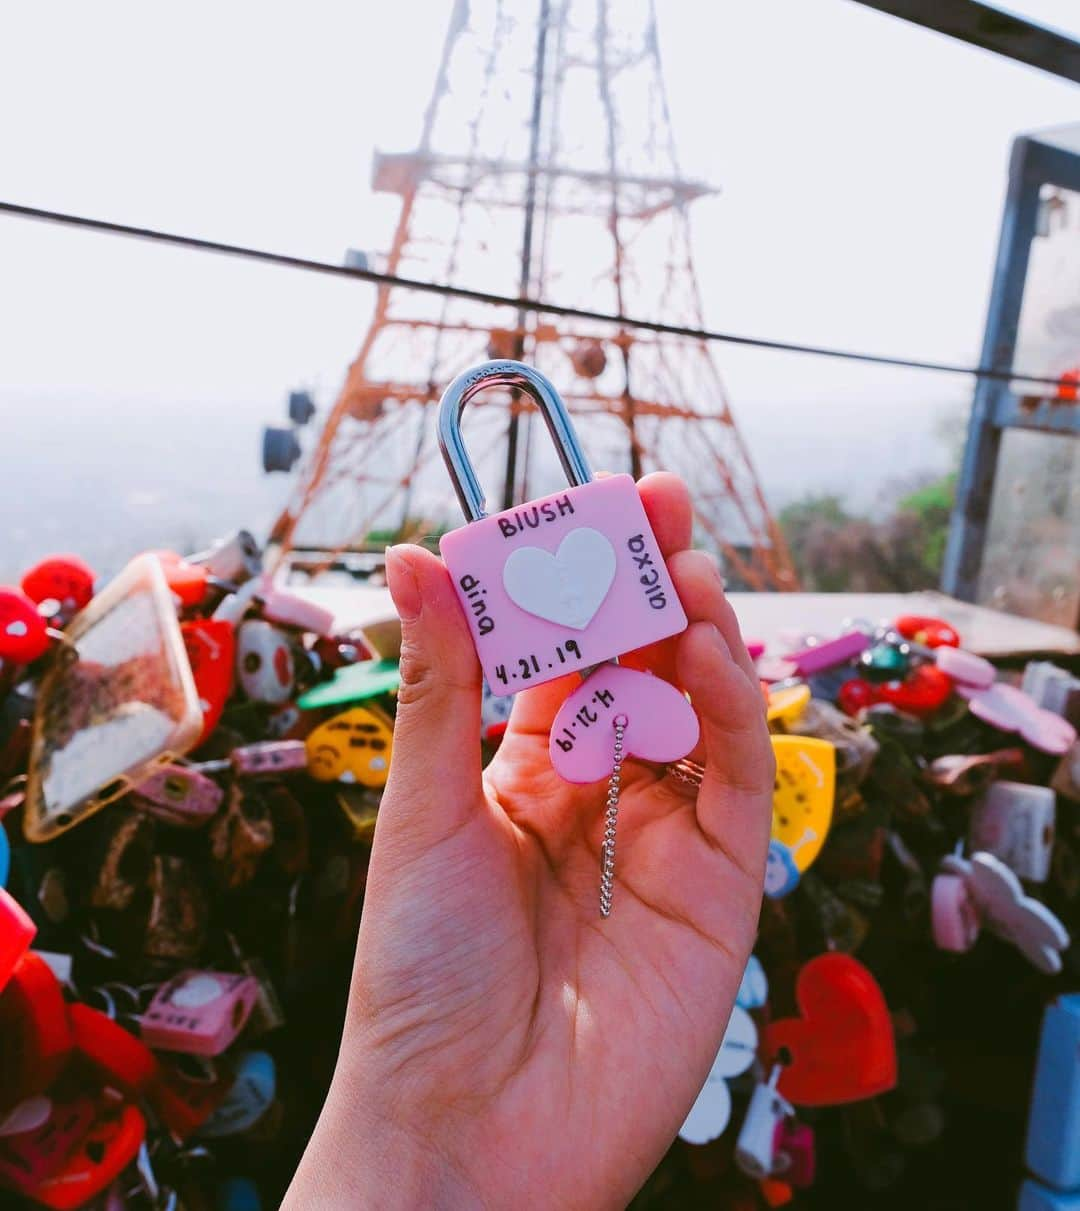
438 360 593 521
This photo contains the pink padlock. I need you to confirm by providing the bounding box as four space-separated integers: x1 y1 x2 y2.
131 764 224 828
936 646 995 689
259 587 335 638
230 740 308 777
788 631 870 676
931 872 980 953
774 1117 816 1188
437 363 688 699
138 971 258 1056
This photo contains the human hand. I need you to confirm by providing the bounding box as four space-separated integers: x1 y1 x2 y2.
283 473 773 1210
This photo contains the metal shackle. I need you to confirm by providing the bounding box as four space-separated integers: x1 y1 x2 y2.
437 360 593 521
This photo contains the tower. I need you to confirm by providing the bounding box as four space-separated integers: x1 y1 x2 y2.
272 0 796 591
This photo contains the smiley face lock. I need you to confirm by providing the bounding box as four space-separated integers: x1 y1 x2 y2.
765 736 836 898
438 362 698 915
305 705 394 787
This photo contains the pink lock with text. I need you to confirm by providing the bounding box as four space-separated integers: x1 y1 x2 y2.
438 363 687 698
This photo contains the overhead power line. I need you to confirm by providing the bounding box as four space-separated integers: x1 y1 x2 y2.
1 199 1076 393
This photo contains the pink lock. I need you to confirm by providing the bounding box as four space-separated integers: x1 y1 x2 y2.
138 971 258 1057
931 873 980 952
936 646 995 689
437 363 687 699
788 631 870 676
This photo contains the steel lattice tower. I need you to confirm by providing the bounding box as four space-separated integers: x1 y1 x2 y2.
272 0 796 590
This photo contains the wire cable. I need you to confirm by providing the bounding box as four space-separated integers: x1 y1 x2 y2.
1 198 1076 392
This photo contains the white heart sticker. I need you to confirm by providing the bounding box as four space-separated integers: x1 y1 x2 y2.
502 527 616 631
5 621 28 637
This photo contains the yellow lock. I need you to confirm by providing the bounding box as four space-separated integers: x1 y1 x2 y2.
767 683 811 727
305 704 394 787
770 734 835 873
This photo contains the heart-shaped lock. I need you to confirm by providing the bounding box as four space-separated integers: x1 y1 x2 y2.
770 735 835 876
761 953 897 1106
0 589 49 666
20 556 96 616
549 665 699 782
894 614 959 648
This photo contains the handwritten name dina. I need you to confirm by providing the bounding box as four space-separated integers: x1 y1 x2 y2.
498 494 575 538
459 573 495 634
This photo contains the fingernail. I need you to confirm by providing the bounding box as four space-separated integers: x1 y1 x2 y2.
385 546 422 622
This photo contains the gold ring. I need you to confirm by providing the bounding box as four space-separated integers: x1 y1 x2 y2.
666 758 705 789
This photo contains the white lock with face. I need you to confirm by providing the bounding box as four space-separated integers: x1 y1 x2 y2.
236 619 296 705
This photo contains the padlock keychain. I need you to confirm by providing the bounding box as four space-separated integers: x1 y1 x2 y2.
437 362 699 916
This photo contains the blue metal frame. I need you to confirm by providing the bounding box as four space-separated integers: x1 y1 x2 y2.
942 125 1080 604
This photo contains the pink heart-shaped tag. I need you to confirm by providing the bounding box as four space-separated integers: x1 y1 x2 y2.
549 664 700 783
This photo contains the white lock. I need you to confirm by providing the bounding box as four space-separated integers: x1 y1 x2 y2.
735 1066 793 1180
236 619 296 705
970 781 1055 883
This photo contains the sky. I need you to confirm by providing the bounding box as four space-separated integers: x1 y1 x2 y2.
0 0 1077 577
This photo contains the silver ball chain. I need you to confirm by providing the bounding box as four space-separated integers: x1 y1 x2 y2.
599 713 629 918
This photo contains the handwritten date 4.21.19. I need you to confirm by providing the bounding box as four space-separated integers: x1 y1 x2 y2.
493 639 583 686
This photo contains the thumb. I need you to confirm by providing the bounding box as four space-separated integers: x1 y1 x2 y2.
381 544 483 842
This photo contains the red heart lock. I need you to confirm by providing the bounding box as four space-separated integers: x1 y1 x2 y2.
20 556 96 615
876 665 953 718
838 666 953 720
894 614 960 649
182 619 236 743
761 954 897 1107
0 588 50 666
